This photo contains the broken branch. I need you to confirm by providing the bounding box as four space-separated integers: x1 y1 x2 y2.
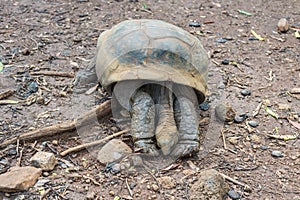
0 100 111 148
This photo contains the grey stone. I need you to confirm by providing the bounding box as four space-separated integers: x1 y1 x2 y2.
248 120 259 127
97 139 132 164
228 189 241 199
271 150 283 158
30 151 57 171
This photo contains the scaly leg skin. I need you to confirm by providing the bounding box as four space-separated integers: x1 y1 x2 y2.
155 85 179 155
131 91 159 156
172 94 200 157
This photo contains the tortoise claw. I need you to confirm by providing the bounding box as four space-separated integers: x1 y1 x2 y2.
134 139 159 156
171 141 199 157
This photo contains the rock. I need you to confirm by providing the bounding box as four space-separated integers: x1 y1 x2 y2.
234 115 246 123
277 103 290 110
228 189 241 199
250 134 261 143
157 176 176 189
240 89 251 96
0 166 42 192
277 18 289 33
248 120 259 127
216 38 227 43
27 81 38 93
97 139 132 164
271 150 283 158
189 21 201 27
111 163 121 174
228 137 239 145
215 103 235 122
86 190 95 200
30 151 57 171
260 145 269 150
217 83 226 89
189 169 228 200
151 184 159 192
221 59 230 65
199 101 209 111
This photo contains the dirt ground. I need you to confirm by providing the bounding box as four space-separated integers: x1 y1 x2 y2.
0 0 300 199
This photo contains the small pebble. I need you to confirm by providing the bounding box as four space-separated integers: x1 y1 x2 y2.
43 172 50 176
240 89 251 96
189 21 201 27
271 150 283 158
248 120 259 127
217 83 225 89
111 163 121 174
228 189 241 200
248 37 259 41
199 102 209 111
7 148 17 156
216 38 227 43
234 115 245 123
28 81 38 93
260 145 269 150
151 184 159 192
221 59 230 65
109 191 115 196
277 18 289 33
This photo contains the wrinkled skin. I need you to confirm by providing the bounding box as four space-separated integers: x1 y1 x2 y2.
130 83 200 157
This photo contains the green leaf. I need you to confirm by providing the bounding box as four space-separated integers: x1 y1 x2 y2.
251 29 264 41
238 9 252 16
265 106 278 119
0 62 3 72
113 196 120 200
142 3 148 9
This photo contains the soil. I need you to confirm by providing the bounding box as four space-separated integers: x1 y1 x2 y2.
0 0 300 199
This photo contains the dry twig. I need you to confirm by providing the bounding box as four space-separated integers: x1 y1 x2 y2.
220 172 251 191
252 102 263 117
0 90 15 100
126 178 133 197
30 70 75 78
60 129 130 156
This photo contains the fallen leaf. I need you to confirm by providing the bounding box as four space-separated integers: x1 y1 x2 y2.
0 62 3 72
114 196 120 200
251 29 264 41
295 31 300 39
238 9 252 16
288 119 300 130
142 3 148 9
265 106 278 119
267 134 297 141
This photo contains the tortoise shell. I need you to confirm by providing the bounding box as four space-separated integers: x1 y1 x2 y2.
94 19 208 103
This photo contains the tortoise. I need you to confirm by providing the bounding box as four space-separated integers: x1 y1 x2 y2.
76 19 208 158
